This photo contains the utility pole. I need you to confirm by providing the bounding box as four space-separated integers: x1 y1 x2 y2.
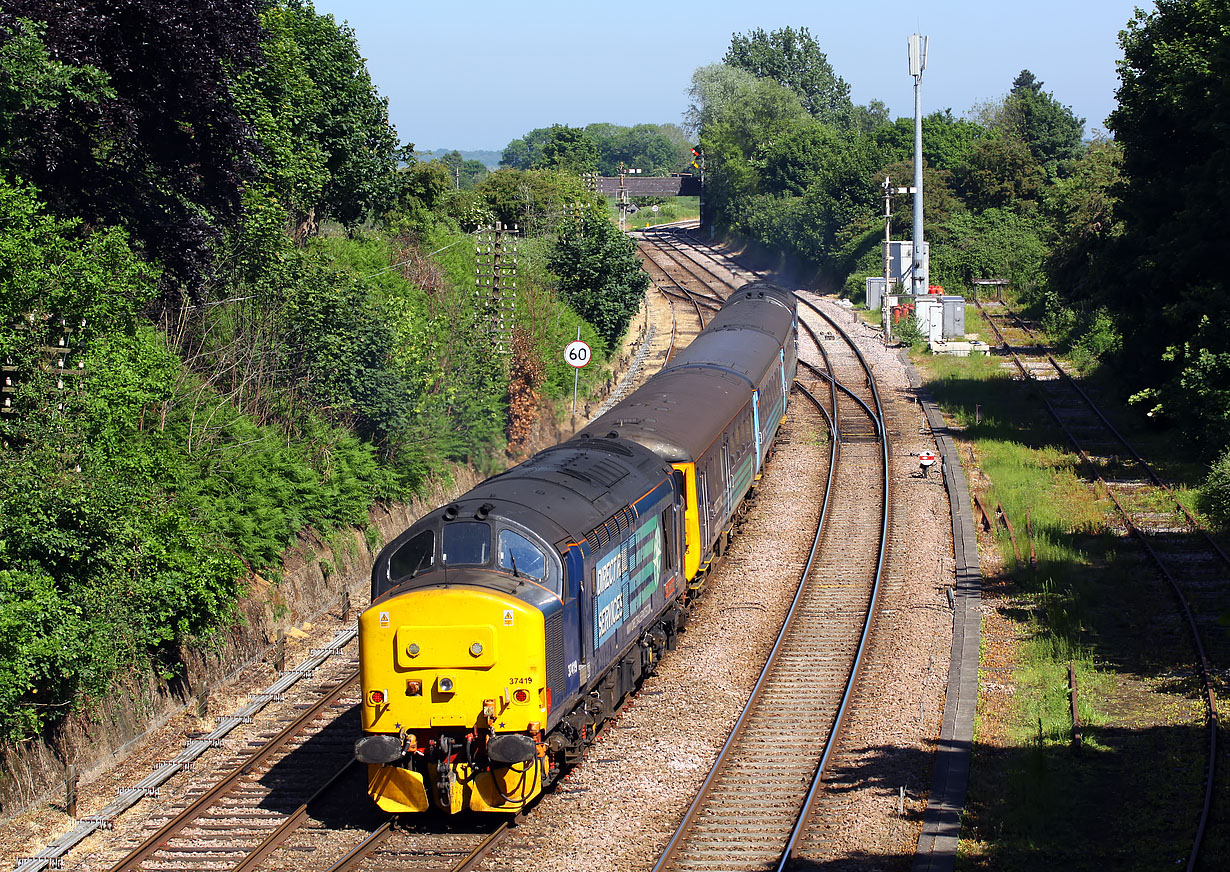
883 177 893 342
617 164 641 233
908 33 929 296
881 176 915 343
474 223 518 355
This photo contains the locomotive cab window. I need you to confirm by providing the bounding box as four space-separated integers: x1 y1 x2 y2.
442 521 490 566
498 529 546 580
388 529 434 582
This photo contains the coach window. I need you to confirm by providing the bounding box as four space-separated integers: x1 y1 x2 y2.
443 521 490 566
498 529 546 580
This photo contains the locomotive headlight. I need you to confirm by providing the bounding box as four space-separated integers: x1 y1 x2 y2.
406 642 420 658
469 641 484 657
438 676 455 693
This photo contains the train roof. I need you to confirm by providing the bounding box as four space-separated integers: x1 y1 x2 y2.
575 367 751 463
723 280 798 312
661 323 786 386
707 295 796 337
379 437 673 564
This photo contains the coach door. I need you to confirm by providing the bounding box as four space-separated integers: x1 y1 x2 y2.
722 443 732 519
698 471 710 548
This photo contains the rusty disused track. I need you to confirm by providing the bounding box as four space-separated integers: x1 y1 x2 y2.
637 229 730 363
975 297 1223 872
107 663 363 872
642 228 730 307
653 295 890 872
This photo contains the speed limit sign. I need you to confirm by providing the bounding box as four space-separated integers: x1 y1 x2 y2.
565 340 591 369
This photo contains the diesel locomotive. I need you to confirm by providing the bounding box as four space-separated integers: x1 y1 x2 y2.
354 280 798 814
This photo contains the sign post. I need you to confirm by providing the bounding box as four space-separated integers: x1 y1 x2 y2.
565 330 591 415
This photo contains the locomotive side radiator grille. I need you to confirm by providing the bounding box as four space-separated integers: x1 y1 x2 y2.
545 610 566 702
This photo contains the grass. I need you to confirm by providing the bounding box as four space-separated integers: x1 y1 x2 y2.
913 323 1215 871
609 195 700 228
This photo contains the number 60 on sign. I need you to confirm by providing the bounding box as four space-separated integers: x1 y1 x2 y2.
565 340 591 368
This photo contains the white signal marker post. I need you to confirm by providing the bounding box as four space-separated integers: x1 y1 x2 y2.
565 331 591 415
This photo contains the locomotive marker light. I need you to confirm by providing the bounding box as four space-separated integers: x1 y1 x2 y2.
565 332 592 415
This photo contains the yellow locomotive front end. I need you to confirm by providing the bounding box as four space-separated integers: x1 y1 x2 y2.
356 585 551 813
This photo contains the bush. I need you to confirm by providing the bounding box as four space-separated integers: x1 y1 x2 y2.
893 314 927 348
1201 449 1230 527
548 206 650 348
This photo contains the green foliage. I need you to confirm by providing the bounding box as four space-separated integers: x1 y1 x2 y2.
1201 448 1230 527
893 313 926 347
233 0 399 230
1004 70 1086 171
473 168 593 235
434 150 488 190
687 64 810 232
929 209 1048 296
0 16 113 115
0 0 266 292
584 122 691 175
873 110 986 173
537 124 598 174
724 26 854 127
500 127 551 169
954 137 1046 210
852 99 891 133
1065 310 1121 375
1042 138 1123 302
548 207 650 348
1099 0 1230 459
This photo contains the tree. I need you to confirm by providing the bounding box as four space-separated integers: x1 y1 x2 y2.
585 122 689 175
853 99 891 133
0 0 266 294
1103 0 1230 456
686 65 809 229
1004 70 1085 171
724 26 854 128
1042 138 1122 304
241 0 397 229
537 124 598 174
953 137 1046 211
500 127 552 169
473 168 591 236
873 110 986 173
548 207 650 347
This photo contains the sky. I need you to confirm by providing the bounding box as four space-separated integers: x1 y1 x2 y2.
311 0 1146 153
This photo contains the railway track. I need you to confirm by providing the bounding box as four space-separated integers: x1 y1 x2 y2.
104 662 365 872
653 295 889 872
640 228 730 308
635 230 728 364
321 816 512 872
975 297 1224 871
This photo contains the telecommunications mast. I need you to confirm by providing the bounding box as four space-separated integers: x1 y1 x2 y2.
908 33 929 296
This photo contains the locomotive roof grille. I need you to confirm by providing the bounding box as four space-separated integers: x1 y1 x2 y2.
585 505 638 555
559 456 628 488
